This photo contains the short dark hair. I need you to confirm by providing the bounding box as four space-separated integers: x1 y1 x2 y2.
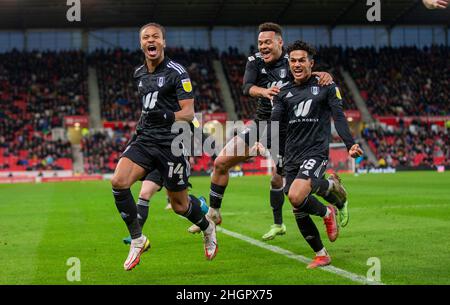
286 40 317 59
258 22 283 37
139 22 166 39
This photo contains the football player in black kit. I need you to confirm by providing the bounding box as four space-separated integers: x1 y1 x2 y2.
271 40 363 269
111 23 217 271
188 22 334 240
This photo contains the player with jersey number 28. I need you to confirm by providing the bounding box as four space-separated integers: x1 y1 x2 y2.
110 22 217 271
271 40 363 269
187 22 336 242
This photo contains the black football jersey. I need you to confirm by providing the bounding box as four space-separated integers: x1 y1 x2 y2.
242 51 291 121
271 76 355 170
133 57 194 146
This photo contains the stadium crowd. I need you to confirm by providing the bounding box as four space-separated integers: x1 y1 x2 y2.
343 45 450 116
80 127 132 174
0 50 87 170
1 46 449 173
363 121 449 168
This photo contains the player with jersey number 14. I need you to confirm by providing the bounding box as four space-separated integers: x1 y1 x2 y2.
110 22 217 271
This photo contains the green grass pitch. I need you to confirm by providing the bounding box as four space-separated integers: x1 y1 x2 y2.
0 171 449 285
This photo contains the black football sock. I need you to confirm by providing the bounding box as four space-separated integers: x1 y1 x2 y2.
311 178 331 196
322 192 345 210
293 208 324 252
183 201 210 231
112 188 141 239
136 197 149 229
297 195 327 217
270 188 285 225
210 183 226 209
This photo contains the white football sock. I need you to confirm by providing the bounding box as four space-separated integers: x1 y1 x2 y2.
316 248 328 257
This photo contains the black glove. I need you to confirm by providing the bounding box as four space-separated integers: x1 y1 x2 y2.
147 110 175 126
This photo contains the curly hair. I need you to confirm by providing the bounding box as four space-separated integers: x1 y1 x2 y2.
286 40 317 59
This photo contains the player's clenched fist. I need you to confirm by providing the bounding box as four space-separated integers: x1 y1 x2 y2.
349 144 363 158
423 0 449 9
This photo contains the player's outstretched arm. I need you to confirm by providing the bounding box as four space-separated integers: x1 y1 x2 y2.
328 85 362 158
175 98 195 122
312 71 334 86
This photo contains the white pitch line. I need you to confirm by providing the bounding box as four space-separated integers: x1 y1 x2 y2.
218 227 385 285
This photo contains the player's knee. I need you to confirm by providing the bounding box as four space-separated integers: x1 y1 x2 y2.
139 184 157 200
111 175 130 189
138 190 151 201
288 190 307 207
213 157 230 175
271 173 283 189
171 201 187 215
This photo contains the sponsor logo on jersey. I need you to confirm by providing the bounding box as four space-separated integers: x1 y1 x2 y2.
335 87 342 100
294 99 313 117
181 78 192 92
302 170 309 176
286 92 294 98
280 69 287 78
261 68 267 74
311 86 320 95
138 80 143 88
268 80 289 89
157 77 165 87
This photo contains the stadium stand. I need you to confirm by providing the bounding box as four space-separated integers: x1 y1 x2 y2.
362 121 449 168
0 50 88 171
80 127 132 174
1 46 449 174
343 45 450 116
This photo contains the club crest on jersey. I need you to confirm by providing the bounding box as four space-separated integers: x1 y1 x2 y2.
157 77 165 87
181 78 192 92
280 69 287 78
311 86 320 96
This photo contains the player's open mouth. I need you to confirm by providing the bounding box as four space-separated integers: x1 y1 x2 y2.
293 69 303 76
261 50 271 59
147 45 157 56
